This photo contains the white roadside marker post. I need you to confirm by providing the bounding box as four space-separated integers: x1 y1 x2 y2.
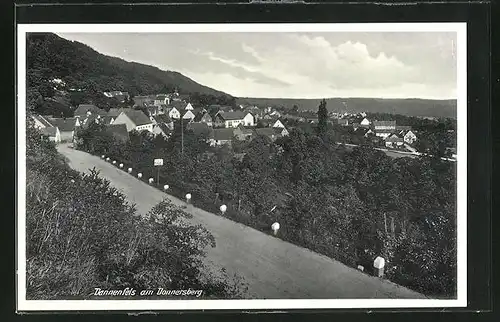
101 155 105 159
106 157 110 162
374 256 385 278
220 204 227 215
148 178 154 184
119 163 123 168
112 160 116 165
271 222 280 236
163 184 169 191
128 168 132 174
186 193 192 205
137 173 142 179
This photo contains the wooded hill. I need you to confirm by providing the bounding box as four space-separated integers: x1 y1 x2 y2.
26 33 234 116
237 97 457 119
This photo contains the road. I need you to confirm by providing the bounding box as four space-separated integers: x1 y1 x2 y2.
57 144 426 300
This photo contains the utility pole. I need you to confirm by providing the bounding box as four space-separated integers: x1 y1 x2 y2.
181 117 184 155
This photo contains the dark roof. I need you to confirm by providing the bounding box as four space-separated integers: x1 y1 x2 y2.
122 110 152 126
210 128 235 141
396 125 412 131
374 121 396 127
167 100 187 111
74 104 106 116
47 117 77 132
32 115 53 127
107 108 125 117
219 111 247 121
41 127 58 136
337 118 348 124
154 123 171 136
155 95 168 100
187 122 211 137
154 114 173 123
254 127 277 138
105 124 130 142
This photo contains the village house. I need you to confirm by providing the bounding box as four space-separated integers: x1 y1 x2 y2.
253 127 285 142
401 130 417 144
133 95 154 108
364 129 375 137
209 128 235 147
153 114 174 131
272 119 286 129
154 94 170 106
47 117 78 142
152 122 171 138
233 124 254 141
215 111 255 128
273 127 289 137
40 127 61 143
182 109 196 122
193 112 213 127
113 109 154 133
360 118 371 126
385 133 404 148
374 120 396 132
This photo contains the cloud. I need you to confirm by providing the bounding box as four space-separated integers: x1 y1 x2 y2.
57 32 457 99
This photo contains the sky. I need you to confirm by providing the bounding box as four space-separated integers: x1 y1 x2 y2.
57 32 457 99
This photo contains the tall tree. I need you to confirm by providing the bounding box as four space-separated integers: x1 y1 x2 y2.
317 99 328 136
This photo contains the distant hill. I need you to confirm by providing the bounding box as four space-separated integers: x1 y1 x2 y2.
237 97 457 119
27 33 231 98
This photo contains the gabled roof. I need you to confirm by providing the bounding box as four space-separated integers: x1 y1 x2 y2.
41 127 59 136
254 127 277 138
122 109 152 126
74 104 106 116
167 100 187 111
374 120 396 127
32 115 53 127
46 117 77 132
154 114 173 124
107 108 125 117
105 124 130 142
210 128 235 141
154 123 171 136
218 111 247 121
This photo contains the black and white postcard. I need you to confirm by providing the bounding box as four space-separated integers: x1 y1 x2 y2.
17 23 467 311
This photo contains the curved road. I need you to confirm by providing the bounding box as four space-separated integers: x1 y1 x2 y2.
57 144 426 300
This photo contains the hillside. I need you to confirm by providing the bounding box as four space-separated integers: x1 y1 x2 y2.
237 97 457 119
26 33 233 116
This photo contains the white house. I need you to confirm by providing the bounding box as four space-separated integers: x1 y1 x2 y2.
360 118 371 126
113 110 154 133
216 111 255 128
385 134 404 147
182 110 196 121
184 103 194 111
272 119 286 128
403 130 417 144
169 107 181 119
154 94 170 106
40 127 61 143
